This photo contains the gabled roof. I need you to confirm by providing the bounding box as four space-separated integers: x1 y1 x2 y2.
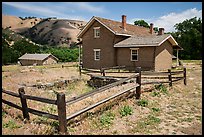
77 16 182 50
18 53 58 61
114 34 182 48
95 17 154 36
77 16 153 38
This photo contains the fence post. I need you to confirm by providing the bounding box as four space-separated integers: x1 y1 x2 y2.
79 65 82 76
57 93 67 134
18 87 30 120
103 69 105 76
136 67 141 99
100 68 105 76
168 69 172 87
183 67 187 85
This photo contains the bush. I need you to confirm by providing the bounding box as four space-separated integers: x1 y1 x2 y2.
41 47 79 62
137 99 148 107
151 107 160 112
3 120 22 129
119 105 133 117
155 84 168 94
100 111 115 128
150 91 161 97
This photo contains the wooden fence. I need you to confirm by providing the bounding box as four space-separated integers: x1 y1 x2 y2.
141 67 187 86
80 65 187 87
2 67 141 134
2 88 64 132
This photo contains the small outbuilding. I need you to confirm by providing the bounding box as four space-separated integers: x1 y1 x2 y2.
18 53 58 66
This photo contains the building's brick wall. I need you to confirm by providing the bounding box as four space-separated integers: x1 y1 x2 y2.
116 47 155 70
81 20 173 71
19 60 43 66
42 56 57 65
155 40 173 71
82 21 116 69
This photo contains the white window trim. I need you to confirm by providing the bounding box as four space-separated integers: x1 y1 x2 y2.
131 48 139 61
94 49 101 61
94 27 100 38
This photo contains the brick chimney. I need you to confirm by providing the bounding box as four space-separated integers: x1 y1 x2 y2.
150 23 154 34
158 28 164 35
122 15 126 30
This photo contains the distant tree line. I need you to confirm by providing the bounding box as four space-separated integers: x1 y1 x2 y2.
2 37 79 65
19 16 37 20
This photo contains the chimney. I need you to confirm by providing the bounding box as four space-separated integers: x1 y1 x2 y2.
150 23 154 34
158 28 164 35
122 15 126 30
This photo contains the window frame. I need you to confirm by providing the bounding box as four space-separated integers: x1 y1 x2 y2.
94 49 101 61
93 27 100 38
130 48 139 61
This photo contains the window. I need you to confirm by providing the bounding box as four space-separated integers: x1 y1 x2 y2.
94 49 101 60
131 49 138 61
94 27 100 38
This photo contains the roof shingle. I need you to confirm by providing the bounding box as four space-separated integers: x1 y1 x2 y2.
95 16 155 37
114 34 170 47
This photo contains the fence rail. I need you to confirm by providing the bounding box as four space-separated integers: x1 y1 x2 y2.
2 67 141 134
81 66 186 87
24 94 57 105
66 84 138 121
2 88 62 132
2 66 186 134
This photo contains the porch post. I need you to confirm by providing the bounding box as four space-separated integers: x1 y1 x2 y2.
176 49 179 66
78 44 81 66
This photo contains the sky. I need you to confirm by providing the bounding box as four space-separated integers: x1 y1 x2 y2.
2 2 202 32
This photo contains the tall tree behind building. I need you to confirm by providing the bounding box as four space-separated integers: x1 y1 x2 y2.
171 17 202 60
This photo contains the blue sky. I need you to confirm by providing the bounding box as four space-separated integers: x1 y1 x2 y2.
2 2 202 32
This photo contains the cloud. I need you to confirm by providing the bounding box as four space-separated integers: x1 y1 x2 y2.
3 2 63 16
74 2 106 13
2 2 106 21
152 8 202 32
128 8 202 32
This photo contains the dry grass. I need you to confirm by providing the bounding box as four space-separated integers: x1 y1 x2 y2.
2 61 202 135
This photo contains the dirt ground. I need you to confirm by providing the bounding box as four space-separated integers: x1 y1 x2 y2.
2 61 202 135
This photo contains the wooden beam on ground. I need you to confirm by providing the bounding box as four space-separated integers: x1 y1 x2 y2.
66 84 138 121
66 74 138 105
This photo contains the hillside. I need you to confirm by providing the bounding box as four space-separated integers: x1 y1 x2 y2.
23 18 86 47
2 14 87 47
2 14 42 33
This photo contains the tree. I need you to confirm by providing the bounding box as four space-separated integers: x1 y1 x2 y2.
2 38 20 65
171 17 202 60
153 27 159 32
134 20 150 28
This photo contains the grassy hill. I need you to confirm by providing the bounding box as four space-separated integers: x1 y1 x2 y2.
2 14 86 47
23 18 86 47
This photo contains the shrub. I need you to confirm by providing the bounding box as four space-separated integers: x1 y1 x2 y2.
151 107 160 112
146 115 161 125
150 91 161 97
100 111 115 128
137 99 148 107
3 120 22 129
155 84 168 94
119 105 133 117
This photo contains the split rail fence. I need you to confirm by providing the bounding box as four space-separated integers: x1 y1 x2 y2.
80 65 187 86
2 67 142 134
2 66 186 134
